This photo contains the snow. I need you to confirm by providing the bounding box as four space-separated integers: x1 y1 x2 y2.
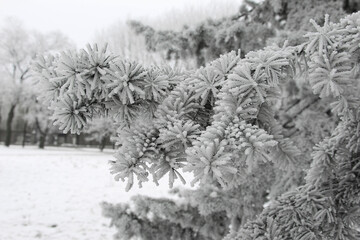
0 146 193 240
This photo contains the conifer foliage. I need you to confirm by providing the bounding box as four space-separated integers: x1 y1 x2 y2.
33 9 360 240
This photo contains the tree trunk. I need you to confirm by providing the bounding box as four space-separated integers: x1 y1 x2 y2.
195 41 207 68
230 215 241 233
99 137 106 152
35 117 49 149
22 121 27 147
76 134 80 145
39 134 46 149
38 128 49 149
5 104 16 147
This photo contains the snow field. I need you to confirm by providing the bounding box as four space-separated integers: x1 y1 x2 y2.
0 146 191 240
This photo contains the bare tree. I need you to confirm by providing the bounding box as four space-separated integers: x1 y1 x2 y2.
0 17 72 146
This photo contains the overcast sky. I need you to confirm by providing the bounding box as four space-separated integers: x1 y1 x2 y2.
0 0 243 47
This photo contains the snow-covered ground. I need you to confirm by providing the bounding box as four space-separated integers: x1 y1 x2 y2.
0 146 192 240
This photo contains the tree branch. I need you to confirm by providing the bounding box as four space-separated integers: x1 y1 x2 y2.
19 67 30 82
282 97 321 129
35 117 45 135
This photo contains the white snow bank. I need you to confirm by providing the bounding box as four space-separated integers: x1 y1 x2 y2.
0 146 193 240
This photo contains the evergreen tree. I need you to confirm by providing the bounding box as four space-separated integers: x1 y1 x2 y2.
128 0 360 68
33 5 360 240
101 194 229 240
128 1 275 67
